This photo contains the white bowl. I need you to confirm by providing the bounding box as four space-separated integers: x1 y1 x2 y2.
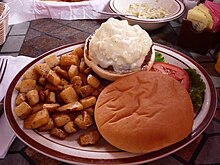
109 0 185 30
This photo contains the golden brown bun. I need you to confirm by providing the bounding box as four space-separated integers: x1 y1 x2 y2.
94 71 194 154
84 36 155 81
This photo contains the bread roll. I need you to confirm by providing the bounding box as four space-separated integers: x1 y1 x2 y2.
94 71 194 154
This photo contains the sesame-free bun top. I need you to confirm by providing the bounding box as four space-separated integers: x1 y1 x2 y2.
94 71 194 154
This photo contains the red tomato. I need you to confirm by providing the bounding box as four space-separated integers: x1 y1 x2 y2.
151 62 190 92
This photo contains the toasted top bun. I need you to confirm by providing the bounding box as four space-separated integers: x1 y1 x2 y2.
94 71 194 154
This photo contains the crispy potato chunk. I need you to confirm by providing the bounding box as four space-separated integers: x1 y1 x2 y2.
56 101 83 112
15 93 26 106
87 74 100 89
71 76 83 94
34 63 50 76
63 121 78 134
44 54 60 68
24 109 49 129
26 89 39 106
79 60 87 73
78 130 100 146
70 47 84 59
60 54 79 67
43 103 60 113
19 79 36 93
50 127 68 140
74 111 93 129
79 85 94 98
14 102 32 119
32 103 44 114
46 91 56 103
60 86 78 103
37 118 55 131
68 65 78 80
53 66 69 79
46 70 61 86
80 96 96 109
23 68 39 80
53 113 71 127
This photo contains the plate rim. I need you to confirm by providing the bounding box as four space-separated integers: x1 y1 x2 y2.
4 42 217 164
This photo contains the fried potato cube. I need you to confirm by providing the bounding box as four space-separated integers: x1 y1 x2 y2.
45 83 63 92
32 103 44 114
74 111 93 129
34 63 50 76
24 109 49 129
80 96 96 109
70 47 84 59
60 78 69 86
79 60 87 73
50 127 68 140
79 85 94 98
43 103 60 113
84 106 94 116
87 74 100 89
63 121 78 134
37 118 55 131
38 76 47 86
19 79 36 93
71 76 83 94
53 66 68 79
14 102 32 119
78 130 100 146
46 91 56 103
46 70 61 86
56 101 83 112
60 86 78 103
68 65 78 80
26 89 39 106
44 54 60 68
53 113 71 127
23 68 39 80
60 54 79 67
15 93 26 106
83 67 92 75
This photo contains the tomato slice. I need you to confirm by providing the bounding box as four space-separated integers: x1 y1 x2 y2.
151 62 190 92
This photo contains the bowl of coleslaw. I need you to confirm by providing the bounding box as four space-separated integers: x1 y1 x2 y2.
109 0 185 30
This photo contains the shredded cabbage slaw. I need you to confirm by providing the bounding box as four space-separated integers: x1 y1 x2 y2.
126 3 169 19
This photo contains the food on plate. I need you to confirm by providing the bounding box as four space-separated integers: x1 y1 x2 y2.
151 62 190 92
84 18 155 81
95 71 194 153
126 3 169 19
14 47 102 145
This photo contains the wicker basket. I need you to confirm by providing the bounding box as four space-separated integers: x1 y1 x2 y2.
0 2 9 46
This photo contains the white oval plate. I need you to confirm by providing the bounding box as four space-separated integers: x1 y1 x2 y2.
5 42 217 164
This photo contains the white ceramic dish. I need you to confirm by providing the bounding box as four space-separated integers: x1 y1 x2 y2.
5 42 217 164
109 0 185 30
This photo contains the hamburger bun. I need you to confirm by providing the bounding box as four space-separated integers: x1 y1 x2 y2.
84 36 155 81
84 18 155 81
94 71 194 154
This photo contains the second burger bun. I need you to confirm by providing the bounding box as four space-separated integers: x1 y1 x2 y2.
94 71 194 154
84 36 155 81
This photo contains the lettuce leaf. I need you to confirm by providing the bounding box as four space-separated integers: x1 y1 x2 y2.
185 68 206 112
155 52 165 62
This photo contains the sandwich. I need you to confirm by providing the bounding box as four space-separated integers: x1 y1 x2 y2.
84 18 155 81
94 71 194 154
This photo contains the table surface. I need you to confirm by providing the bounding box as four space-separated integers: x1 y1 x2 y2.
0 18 220 165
